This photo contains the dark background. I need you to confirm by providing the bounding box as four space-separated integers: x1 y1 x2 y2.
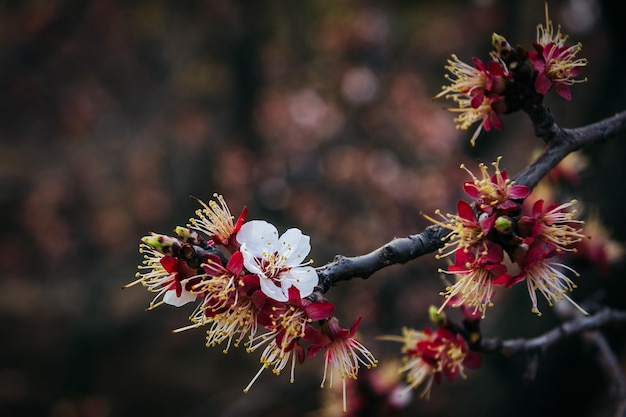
1 1 625 416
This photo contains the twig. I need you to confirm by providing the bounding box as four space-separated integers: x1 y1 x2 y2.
515 108 626 189
583 331 626 417
315 225 446 293
479 308 626 356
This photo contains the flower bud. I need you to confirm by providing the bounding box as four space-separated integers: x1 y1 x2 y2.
141 232 181 256
492 33 512 56
174 226 201 244
495 216 513 234
429 304 447 325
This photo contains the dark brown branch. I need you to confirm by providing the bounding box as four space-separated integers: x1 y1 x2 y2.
315 225 447 293
583 331 626 417
478 308 626 415
515 109 626 189
479 308 626 356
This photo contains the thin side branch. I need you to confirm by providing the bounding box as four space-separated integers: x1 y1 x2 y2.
479 308 626 355
583 331 626 417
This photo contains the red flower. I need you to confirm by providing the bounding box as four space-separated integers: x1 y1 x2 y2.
462 157 530 213
439 242 510 317
306 316 378 413
189 194 248 251
434 54 510 145
383 327 481 398
424 199 494 259
517 199 587 252
500 240 587 316
528 3 587 100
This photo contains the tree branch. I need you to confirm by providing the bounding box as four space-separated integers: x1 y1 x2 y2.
315 109 626 291
515 109 626 189
315 225 447 293
477 307 626 416
479 308 626 356
583 331 626 417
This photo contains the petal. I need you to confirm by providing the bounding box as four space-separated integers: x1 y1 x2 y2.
453 249 475 267
482 241 504 263
233 206 248 233
496 199 520 211
555 83 572 101
493 273 511 286
534 73 553 95
505 272 526 288
508 185 530 199
281 266 318 299
239 274 260 295
532 199 545 218
259 276 288 302
163 288 197 307
526 240 551 263
236 220 279 256
489 112 503 130
487 60 504 76
226 251 244 275
349 316 363 337
470 92 484 108
463 351 482 369
278 228 311 266
251 289 268 310
463 183 482 199
457 200 477 222
479 214 496 235
482 115 492 132
239 243 264 276
471 57 485 71
528 51 545 72
287 285 302 306
305 301 335 321
159 256 179 274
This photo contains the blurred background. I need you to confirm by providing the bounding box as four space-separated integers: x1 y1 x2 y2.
1 0 626 416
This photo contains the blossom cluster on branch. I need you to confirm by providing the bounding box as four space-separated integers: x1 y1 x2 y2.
124 194 376 412
435 2 587 145
123 2 626 414
424 157 587 318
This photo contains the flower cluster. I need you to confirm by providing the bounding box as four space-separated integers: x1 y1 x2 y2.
434 53 510 146
528 2 588 101
435 3 587 145
125 194 377 412
425 158 589 317
525 150 624 275
382 306 482 400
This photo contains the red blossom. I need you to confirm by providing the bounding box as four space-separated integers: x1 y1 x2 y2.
408 327 481 383
497 239 553 288
160 255 196 297
463 167 529 214
467 57 509 106
307 316 363 356
457 199 495 236
529 42 585 101
287 286 335 321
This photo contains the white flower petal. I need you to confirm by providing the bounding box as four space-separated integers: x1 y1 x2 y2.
163 289 197 307
236 220 279 256
278 228 311 266
240 242 265 276
281 266 318 298
260 277 288 302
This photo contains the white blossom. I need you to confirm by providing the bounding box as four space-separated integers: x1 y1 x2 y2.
236 220 317 302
